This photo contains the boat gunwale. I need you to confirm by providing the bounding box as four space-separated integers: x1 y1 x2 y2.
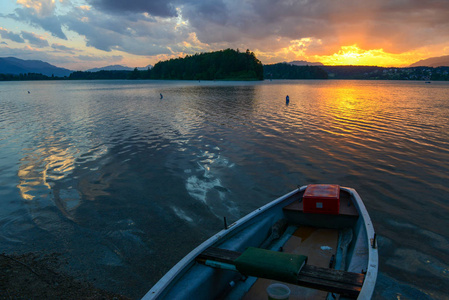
344 187 378 299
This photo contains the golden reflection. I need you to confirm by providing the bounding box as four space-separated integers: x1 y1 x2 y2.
17 146 76 201
315 82 385 137
17 138 113 219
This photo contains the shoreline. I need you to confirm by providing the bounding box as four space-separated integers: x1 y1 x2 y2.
0 252 131 299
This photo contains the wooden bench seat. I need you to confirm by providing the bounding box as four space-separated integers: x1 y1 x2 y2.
196 247 365 299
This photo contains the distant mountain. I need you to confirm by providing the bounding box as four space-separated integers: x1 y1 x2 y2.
409 55 449 67
0 57 72 77
86 65 134 72
86 64 153 72
288 60 324 66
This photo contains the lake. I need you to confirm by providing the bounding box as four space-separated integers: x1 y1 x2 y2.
1 79 448 299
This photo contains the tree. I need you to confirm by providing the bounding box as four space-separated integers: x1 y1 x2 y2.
129 68 140 79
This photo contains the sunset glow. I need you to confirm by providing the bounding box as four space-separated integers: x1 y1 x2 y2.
1 0 449 69
316 45 414 67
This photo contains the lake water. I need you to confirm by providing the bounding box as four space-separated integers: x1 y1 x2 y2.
1 80 448 299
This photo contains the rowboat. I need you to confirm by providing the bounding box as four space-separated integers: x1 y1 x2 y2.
143 184 378 299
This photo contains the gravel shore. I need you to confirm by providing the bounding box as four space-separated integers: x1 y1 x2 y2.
0 252 131 299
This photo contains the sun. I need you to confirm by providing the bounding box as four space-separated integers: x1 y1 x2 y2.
315 45 412 67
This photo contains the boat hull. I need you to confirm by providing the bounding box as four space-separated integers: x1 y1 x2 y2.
143 186 378 299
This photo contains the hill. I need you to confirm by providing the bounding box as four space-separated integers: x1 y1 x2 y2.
149 49 263 80
409 55 449 67
86 65 152 72
0 57 72 77
289 60 324 66
264 63 328 79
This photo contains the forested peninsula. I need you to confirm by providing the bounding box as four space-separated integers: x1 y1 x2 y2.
149 49 263 80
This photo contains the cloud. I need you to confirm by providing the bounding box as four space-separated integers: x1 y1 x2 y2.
3 0 449 67
76 54 123 62
69 0 449 63
21 31 49 48
51 43 76 53
16 0 57 17
89 0 178 17
0 27 25 43
60 6 178 55
8 0 67 39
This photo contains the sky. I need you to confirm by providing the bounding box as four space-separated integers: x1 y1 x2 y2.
1 0 449 70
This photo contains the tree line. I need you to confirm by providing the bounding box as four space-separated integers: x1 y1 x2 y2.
149 48 263 80
264 63 328 79
0 73 66 81
69 70 134 80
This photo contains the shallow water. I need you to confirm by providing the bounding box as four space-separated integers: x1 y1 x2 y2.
1 80 448 299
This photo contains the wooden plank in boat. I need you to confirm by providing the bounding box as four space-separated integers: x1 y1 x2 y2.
300 265 364 286
297 265 364 297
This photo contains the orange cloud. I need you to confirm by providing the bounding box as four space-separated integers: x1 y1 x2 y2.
17 0 56 17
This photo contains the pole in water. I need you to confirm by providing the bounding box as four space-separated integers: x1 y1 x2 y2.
223 217 228 230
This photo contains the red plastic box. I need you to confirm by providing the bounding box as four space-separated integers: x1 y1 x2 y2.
303 184 340 214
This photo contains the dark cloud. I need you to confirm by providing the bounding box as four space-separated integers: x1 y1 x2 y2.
61 6 176 55
0 28 25 43
89 0 178 17
7 6 67 40
77 54 123 62
51 43 76 53
116 38 173 56
60 8 123 52
184 1 228 25
21 31 49 48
